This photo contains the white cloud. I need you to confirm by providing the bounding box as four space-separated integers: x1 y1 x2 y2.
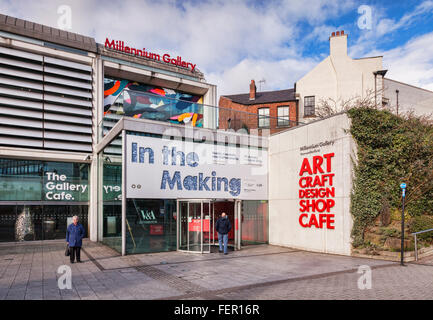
207 56 318 96
0 0 431 97
383 32 433 91
349 1 433 58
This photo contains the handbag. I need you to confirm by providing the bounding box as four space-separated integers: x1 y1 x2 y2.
65 245 70 257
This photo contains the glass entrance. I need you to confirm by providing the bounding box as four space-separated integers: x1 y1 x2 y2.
177 199 241 253
177 200 211 253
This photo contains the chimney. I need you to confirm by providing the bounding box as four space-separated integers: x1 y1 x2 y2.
249 79 256 100
329 30 347 58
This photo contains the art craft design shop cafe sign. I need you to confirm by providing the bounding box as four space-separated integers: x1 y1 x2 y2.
105 38 197 72
298 153 336 229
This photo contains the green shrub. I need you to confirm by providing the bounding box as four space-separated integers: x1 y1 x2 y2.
380 228 399 237
410 215 433 241
348 107 433 248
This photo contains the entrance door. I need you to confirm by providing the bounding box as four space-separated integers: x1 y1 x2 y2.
177 199 241 253
211 200 241 250
177 200 211 253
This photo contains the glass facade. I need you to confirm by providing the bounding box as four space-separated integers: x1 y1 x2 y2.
102 163 122 252
241 200 269 245
0 159 89 202
0 158 89 242
126 199 177 254
98 130 269 254
103 77 204 127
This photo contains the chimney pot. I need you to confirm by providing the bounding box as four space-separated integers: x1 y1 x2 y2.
249 80 256 100
330 30 348 57
332 32 335 37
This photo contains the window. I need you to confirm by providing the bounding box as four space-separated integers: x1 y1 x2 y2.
277 106 290 126
258 108 270 128
304 96 315 116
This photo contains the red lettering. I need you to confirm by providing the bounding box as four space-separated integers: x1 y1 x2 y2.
299 214 309 227
315 199 327 213
163 54 170 63
319 214 327 228
308 214 319 228
327 214 335 229
299 158 312 176
323 153 334 172
313 156 324 174
299 153 336 229
105 38 115 48
312 175 323 187
299 214 335 229
299 177 312 188
322 173 335 186
326 199 335 212
299 200 306 212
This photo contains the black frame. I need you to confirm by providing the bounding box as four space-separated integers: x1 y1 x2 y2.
304 96 315 117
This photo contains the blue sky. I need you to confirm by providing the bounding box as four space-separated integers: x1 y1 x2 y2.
1 0 432 96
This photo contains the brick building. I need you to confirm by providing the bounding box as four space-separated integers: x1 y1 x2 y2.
219 80 298 134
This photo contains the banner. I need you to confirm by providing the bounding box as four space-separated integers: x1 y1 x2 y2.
126 135 268 200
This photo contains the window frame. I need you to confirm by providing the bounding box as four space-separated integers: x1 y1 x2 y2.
277 105 290 127
257 107 270 128
304 96 315 117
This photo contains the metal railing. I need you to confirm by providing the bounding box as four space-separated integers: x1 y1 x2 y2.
411 228 433 261
102 88 302 135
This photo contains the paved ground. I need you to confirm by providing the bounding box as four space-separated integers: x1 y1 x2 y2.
0 239 432 300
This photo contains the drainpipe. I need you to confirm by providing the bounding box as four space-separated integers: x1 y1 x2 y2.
373 72 377 108
396 89 399 115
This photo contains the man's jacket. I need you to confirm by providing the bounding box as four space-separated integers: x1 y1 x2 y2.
66 223 85 247
215 217 232 235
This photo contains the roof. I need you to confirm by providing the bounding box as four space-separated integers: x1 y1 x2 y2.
384 78 433 94
353 55 383 60
222 88 296 105
0 14 205 79
0 14 98 53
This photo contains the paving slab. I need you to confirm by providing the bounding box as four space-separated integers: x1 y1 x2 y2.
0 240 432 300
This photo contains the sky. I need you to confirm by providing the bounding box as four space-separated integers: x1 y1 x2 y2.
1 0 432 97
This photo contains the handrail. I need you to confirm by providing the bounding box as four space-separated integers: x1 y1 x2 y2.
411 228 433 261
411 228 433 235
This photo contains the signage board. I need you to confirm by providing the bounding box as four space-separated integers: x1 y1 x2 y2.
126 135 268 200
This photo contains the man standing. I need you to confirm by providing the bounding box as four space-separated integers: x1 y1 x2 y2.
215 212 232 255
66 216 85 263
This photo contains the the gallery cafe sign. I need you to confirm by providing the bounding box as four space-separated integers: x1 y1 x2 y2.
104 38 197 72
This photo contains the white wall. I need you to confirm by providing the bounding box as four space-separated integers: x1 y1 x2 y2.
384 78 433 118
268 113 355 255
296 34 382 122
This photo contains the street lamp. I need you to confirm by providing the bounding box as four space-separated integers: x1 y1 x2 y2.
400 182 406 266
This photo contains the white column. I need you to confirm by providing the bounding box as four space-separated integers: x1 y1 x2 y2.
121 130 126 256
89 56 102 242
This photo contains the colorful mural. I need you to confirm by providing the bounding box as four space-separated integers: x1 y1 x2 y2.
103 78 204 127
